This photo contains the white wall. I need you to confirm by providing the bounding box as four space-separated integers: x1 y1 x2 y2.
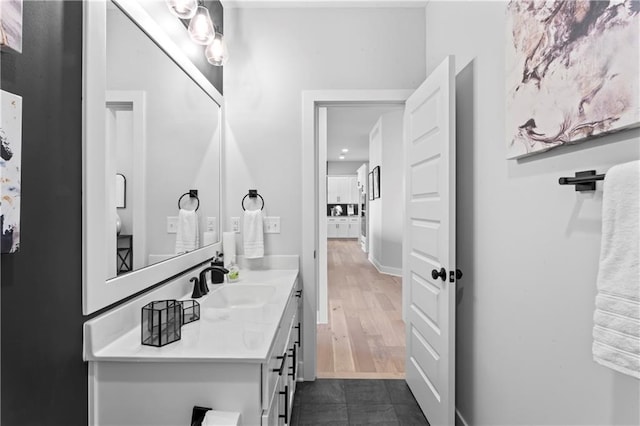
368 111 403 274
327 161 362 176
224 6 426 255
425 2 640 425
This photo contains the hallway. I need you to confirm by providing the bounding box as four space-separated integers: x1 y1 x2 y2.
317 239 405 378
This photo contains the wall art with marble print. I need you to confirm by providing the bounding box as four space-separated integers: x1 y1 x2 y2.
506 1 639 159
0 0 22 53
1 90 22 253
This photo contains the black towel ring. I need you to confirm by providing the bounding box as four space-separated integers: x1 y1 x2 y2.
241 190 264 211
178 191 200 211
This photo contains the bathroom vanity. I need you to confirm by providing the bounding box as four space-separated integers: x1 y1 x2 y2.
82 3 307 425
84 257 302 425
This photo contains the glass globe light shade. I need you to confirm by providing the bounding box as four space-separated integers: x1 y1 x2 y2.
188 6 215 45
165 0 197 19
205 33 228 66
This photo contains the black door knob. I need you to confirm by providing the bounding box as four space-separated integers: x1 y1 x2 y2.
456 269 463 280
431 267 446 281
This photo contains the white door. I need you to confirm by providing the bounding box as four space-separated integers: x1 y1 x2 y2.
403 56 456 426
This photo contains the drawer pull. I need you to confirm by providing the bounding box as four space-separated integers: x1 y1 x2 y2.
288 345 296 377
294 323 301 346
295 290 302 298
279 385 289 423
272 354 286 375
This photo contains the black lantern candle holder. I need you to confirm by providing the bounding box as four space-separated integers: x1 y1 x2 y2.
180 300 200 325
141 300 183 347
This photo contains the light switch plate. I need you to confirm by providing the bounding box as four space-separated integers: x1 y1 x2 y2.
206 217 217 232
231 217 240 233
265 216 280 234
167 216 178 233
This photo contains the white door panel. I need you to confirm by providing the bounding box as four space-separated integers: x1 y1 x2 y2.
403 55 456 426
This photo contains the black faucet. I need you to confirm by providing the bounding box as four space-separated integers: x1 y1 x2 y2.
190 277 204 299
198 266 229 295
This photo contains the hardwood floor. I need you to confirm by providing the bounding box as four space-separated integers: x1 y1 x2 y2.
317 239 405 379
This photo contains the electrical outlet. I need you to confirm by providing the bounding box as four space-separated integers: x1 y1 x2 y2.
264 216 281 234
167 216 178 233
206 217 217 232
231 217 240 233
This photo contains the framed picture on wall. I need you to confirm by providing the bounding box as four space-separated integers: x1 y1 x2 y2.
1 89 23 253
373 166 380 199
368 172 374 201
505 2 640 158
0 0 23 53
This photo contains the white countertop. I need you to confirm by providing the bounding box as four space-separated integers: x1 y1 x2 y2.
85 268 299 363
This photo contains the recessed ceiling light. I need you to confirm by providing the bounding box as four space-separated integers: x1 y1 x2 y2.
339 155 345 160
341 148 349 153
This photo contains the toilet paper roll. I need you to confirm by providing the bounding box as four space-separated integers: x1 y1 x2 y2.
203 231 216 246
222 231 236 268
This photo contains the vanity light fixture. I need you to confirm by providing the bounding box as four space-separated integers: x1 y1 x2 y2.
205 30 228 66
165 0 197 19
341 148 349 153
339 155 345 160
188 3 215 45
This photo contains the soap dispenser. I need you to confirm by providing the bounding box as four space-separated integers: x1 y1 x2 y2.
210 252 225 284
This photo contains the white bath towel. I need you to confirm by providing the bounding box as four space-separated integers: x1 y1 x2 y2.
243 209 264 259
175 208 199 254
592 160 640 379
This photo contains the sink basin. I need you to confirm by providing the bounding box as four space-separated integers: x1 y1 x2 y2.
205 284 276 309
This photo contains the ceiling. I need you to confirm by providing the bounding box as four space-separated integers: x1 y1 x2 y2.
326 105 403 162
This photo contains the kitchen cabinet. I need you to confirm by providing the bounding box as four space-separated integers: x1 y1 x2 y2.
328 217 359 239
348 217 360 238
348 176 359 203
327 176 358 204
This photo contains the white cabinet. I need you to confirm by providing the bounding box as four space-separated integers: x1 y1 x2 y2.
327 218 338 238
328 217 359 239
348 176 359 203
327 176 358 204
89 279 303 426
348 217 360 238
327 177 341 203
262 282 301 425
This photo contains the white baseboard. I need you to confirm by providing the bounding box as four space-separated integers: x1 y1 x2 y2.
456 408 469 426
368 256 402 277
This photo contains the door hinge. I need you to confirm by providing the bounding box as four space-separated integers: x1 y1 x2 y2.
313 250 316 259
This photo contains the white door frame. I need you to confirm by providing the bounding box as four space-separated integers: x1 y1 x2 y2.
106 91 147 272
301 89 413 380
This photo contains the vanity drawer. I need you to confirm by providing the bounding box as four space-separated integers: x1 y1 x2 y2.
262 367 289 426
262 281 299 410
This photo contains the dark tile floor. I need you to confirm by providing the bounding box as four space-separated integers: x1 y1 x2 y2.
290 379 430 426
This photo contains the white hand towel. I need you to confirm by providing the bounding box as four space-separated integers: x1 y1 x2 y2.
175 208 199 254
243 209 264 259
592 160 640 379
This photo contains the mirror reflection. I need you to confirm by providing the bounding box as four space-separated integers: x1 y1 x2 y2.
105 3 221 279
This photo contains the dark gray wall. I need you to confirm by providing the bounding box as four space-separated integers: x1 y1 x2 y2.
1 1 223 424
1 2 86 424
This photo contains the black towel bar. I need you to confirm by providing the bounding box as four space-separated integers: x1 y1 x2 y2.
558 170 605 192
241 189 265 211
178 189 200 211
